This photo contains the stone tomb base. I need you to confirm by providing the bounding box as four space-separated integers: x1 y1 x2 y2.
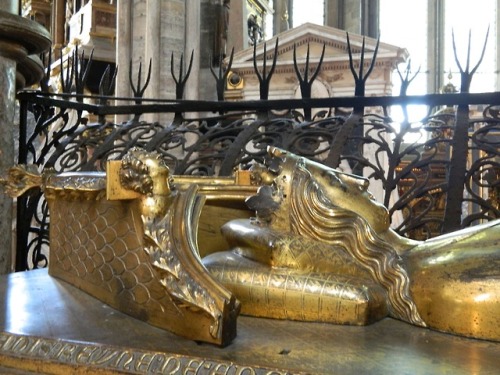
0 269 498 374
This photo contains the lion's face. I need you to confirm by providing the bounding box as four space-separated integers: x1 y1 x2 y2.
120 148 172 196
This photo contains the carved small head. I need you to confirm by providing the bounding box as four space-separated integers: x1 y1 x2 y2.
120 148 173 196
246 146 390 234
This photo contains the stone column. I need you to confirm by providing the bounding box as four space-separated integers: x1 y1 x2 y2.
360 0 379 38
273 0 290 35
342 0 362 34
0 1 23 274
427 0 444 93
185 0 200 101
497 0 500 91
51 0 66 59
2 1 18 14
325 0 344 29
115 0 131 123
144 0 161 122
0 50 16 274
227 0 245 52
0 9 51 273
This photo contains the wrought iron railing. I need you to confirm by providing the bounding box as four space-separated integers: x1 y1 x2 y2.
12 33 500 271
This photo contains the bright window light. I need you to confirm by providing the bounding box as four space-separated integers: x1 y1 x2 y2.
293 1 324 27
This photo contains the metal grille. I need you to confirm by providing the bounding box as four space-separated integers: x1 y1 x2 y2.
12 35 500 270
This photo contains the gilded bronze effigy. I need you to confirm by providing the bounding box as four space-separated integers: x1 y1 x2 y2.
2 146 499 344
204 146 500 342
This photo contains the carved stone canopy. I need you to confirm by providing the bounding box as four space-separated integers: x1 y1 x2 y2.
226 22 408 99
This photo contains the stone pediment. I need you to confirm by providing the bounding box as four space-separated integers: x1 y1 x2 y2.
229 23 408 74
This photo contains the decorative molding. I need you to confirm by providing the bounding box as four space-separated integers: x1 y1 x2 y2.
0 332 287 374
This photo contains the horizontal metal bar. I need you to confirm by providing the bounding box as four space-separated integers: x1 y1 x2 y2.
17 91 500 116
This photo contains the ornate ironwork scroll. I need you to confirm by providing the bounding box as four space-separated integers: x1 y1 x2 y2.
4 31 500 272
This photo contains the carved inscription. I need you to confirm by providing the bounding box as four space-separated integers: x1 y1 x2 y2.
0 333 289 374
